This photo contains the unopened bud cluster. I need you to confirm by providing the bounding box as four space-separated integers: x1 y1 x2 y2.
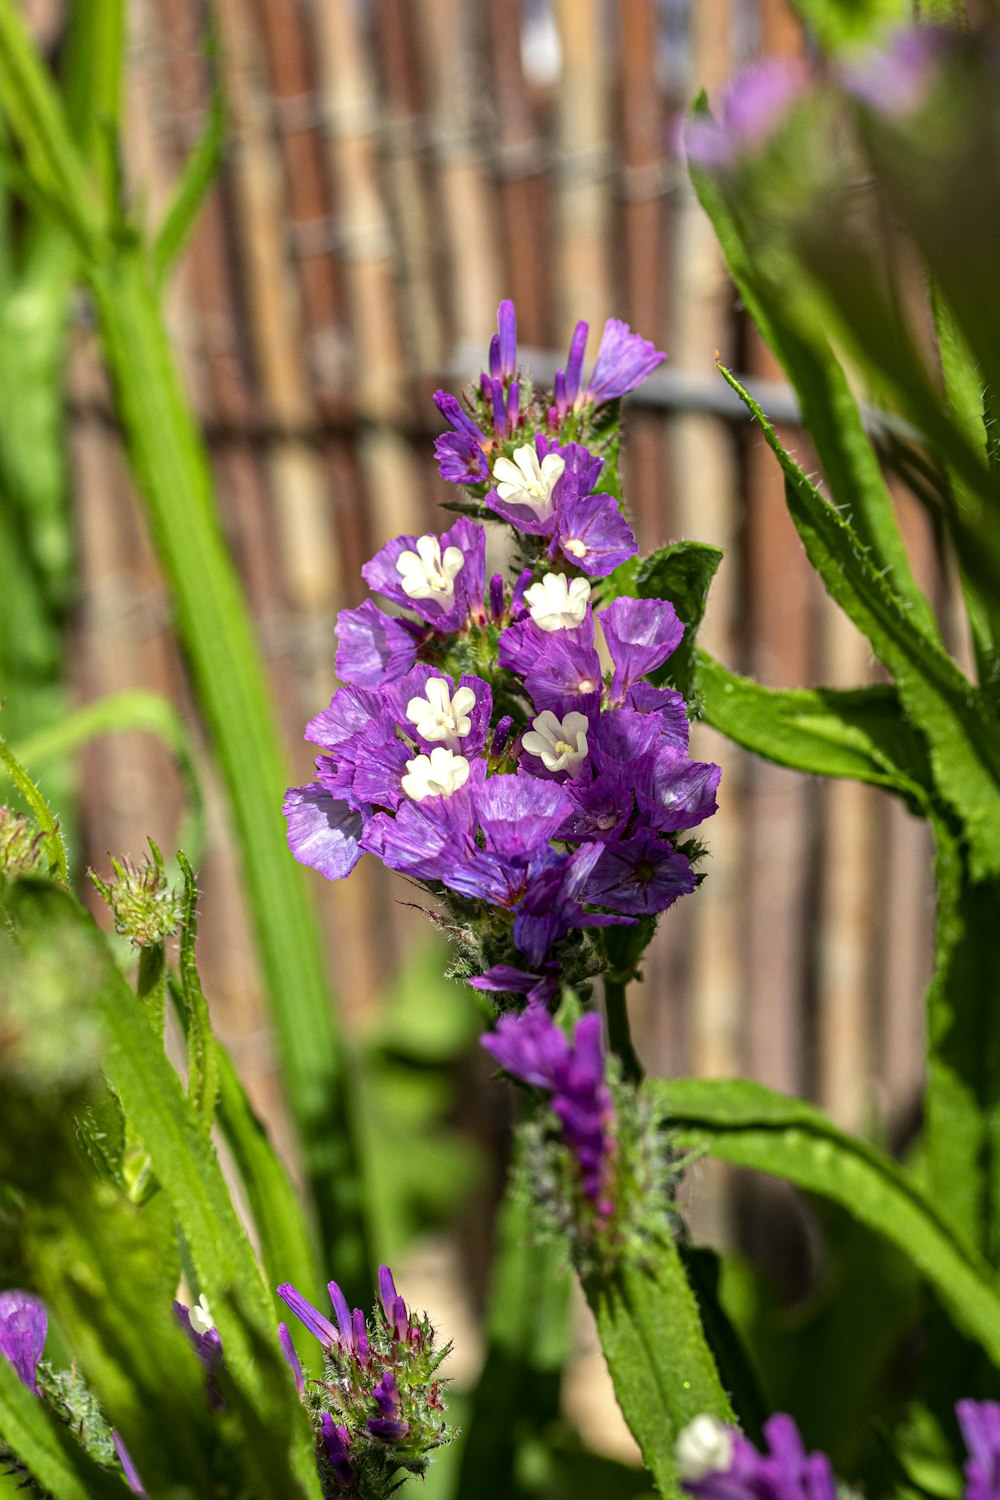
89 843 181 949
0 807 48 882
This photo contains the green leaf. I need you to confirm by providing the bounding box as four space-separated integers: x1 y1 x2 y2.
3 879 322 1499
719 365 1000 880
636 543 723 700
0 1356 125 1500
0 733 67 881
153 80 225 283
174 851 220 1133
650 1076 1000 1369
456 1182 572 1499
785 0 908 49
695 650 933 810
923 820 1000 1260
86 249 371 1298
688 130 939 643
211 1040 325 1368
583 1237 734 1500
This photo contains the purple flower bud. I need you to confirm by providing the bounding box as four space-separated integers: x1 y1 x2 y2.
277 1322 305 1396
497 299 517 380
506 379 520 433
490 714 515 760
0 1290 46 1394
488 332 502 379
489 572 506 623
352 1308 370 1367
378 1265 398 1325
328 1280 354 1348
490 376 506 437
321 1414 355 1488
553 368 568 421
373 1369 402 1417
113 1432 146 1496
368 1416 412 1442
564 320 589 404
277 1282 339 1348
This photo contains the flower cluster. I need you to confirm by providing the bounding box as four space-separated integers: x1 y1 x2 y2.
678 1403 1000 1500
0 807 48 882
89 841 182 949
676 1413 837 1500
278 1266 452 1497
284 301 720 998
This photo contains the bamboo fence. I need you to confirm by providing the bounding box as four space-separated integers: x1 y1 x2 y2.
63 0 934 1254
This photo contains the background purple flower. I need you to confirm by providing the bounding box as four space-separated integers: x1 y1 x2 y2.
958 1399 1000 1500
685 57 810 169
678 1412 836 1500
0 1290 46 1394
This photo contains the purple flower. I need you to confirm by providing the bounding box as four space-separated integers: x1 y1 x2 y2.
551 490 638 577
433 390 491 483
958 1399 1000 1500
282 785 365 881
482 1006 616 1212
586 318 667 404
512 844 633 967
495 299 518 381
361 518 487 633
685 57 810 170
598 596 684 702
113 1432 147 1496
638 745 721 834
552 319 666 413
678 1413 836 1500
0 1290 46 1394
174 1298 226 1411
335 600 418 687
584 832 696 915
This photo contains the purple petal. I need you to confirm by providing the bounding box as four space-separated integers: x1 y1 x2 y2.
113 1433 146 1496
478 774 573 859
433 390 490 483
0 1291 46 1393
586 318 666 404
481 1002 569 1090
623 682 691 750
640 748 721 833
283 785 365 881
599 596 684 700
564 320 589 404
378 1267 398 1325
523 631 603 715
368 1417 411 1442
335 600 418 687
276 1283 339 1348
328 1281 353 1348
277 1322 305 1395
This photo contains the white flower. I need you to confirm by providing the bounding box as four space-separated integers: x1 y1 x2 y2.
189 1295 215 1338
401 746 471 800
492 444 565 519
524 572 591 631
521 710 590 776
406 678 477 744
396 535 465 603
675 1416 734 1483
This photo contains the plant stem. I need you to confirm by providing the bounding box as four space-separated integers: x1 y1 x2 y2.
604 974 643 1084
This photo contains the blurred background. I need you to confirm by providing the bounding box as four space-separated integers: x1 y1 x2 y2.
5 0 944 1461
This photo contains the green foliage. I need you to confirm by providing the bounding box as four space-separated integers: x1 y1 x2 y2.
695 653 932 809
651 1078 1000 1369
582 1238 733 1500
636 543 723 701
0 0 370 1294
